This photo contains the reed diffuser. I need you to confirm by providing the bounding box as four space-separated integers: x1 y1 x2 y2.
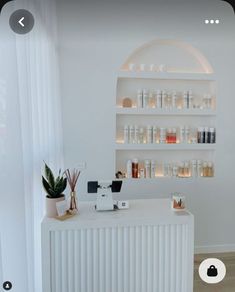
65 169 81 214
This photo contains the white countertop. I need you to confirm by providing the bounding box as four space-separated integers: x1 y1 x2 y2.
42 198 193 230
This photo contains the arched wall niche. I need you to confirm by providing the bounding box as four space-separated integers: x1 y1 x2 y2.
121 39 214 74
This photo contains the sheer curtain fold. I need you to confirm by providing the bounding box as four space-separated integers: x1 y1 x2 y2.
15 1 63 292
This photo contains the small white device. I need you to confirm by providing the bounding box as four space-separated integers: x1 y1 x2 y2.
88 180 123 211
117 200 129 209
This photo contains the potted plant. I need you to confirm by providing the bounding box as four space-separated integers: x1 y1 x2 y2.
42 163 67 218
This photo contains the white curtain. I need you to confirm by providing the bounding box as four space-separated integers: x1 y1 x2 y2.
15 0 63 291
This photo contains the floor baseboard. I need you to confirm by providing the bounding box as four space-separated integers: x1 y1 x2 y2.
195 244 235 254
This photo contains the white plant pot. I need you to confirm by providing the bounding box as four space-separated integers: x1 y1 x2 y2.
45 195 65 218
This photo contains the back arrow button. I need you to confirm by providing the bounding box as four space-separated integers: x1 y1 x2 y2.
9 9 34 34
18 17 25 27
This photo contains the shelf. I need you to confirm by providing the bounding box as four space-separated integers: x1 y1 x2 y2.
120 177 214 181
116 108 216 116
118 71 215 81
116 143 216 151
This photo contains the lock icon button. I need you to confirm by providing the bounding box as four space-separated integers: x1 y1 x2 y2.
207 265 218 277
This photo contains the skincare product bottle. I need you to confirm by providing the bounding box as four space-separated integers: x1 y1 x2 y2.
188 90 193 109
197 127 204 144
144 160 151 178
191 160 198 177
183 91 188 109
172 91 177 109
129 125 135 144
167 163 173 177
184 161 190 177
126 160 132 178
150 160 156 178
162 90 167 109
172 164 179 177
185 126 190 143
156 90 162 109
147 125 153 144
163 163 169 177
139 127 144 144
149 90 157 108
159 127 166 144
178 162 185 178
152 126 158 143
209 127 216 143
124 125 129 144
132 158 139 178
202 162 208 177
166 128 177 144
143 89 149 108
207 162 214 177
165 92 172 110
180 126 185 143
197 160 202 177
190 128 198 144
137 89 143 108
204 127 209 143
134 125 139 144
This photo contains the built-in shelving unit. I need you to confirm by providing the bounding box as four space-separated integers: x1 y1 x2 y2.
115 40 216 180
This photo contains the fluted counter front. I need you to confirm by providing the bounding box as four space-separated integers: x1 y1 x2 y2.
42 198 194 292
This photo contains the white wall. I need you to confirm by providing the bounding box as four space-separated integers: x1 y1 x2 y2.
56 0 235 252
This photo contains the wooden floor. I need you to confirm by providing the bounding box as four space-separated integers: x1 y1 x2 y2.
194 252 235 292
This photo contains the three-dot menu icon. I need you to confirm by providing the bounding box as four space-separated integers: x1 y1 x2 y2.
205 19 220 24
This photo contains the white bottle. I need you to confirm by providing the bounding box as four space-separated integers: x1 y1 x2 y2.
139 127 144 144
166 92 172 110
183 91 188 109
129 125 135 144
172 164 179 177
163 163 169 177
124 125 129 144
184 161 190 177
162 90 167 109
126 160 132 178
156 90 162 109
149 90 157 108
167 163 173 177
137 89 143 108
159 127 166 143
147 125 153 144
188 92 193 109
143 89 149 108
180 126 185 143
145 160 151 178
185 126 190 143
150 160 156 178
172 91 177 109
191 160 197 177
134 126 139 144
197 160 202 177
152 126 158 143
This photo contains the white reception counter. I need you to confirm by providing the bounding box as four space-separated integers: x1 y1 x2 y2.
42 198 194 292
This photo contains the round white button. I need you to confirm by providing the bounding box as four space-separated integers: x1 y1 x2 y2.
199 258 226 284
